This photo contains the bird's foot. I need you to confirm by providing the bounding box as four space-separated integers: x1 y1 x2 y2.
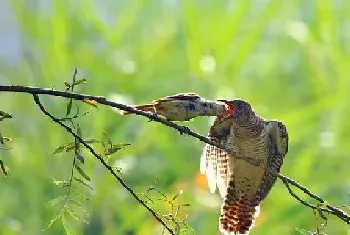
148 112 159 122
178 125 191 135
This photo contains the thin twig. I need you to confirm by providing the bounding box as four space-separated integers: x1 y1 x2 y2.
279 174 350 225
32 94 175 235
0 85 348 225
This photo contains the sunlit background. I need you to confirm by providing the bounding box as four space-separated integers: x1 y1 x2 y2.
0 1 349 234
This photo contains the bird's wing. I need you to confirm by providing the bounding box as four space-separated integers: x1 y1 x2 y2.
200 118 234 198
157 93 201 102
255 121 289 201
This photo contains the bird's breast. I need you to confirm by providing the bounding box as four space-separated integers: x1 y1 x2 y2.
235 132 269 164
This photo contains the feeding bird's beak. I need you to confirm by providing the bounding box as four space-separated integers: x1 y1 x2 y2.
217 99 235 119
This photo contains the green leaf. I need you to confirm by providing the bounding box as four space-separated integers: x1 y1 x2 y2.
53 180 70 187
66 99 73 117
64 82 71 88
54 139 100 154
67 199 85 210
75 154 84 164
44 195 67 208
105 143 130 156
84 138 101 144
0 132 3 145
295 228 313 235
71 191 90 201
42 210 63 231
2 137 12 142
74 165 90 181
72 78 87 86
103 133 113 148
0 110 12 119
65 206 88 224
65 144 77 153
76 125 82 137
0 159 8 176
172 190 183 201
73 176 93 191
53 145 67 154
53 142 75 154
74 127 81 156
62 213 75 235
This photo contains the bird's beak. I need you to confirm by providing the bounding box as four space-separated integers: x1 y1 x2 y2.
217 99 235 119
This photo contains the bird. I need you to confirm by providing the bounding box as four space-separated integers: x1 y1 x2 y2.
122 93 228 121
200 99 289 235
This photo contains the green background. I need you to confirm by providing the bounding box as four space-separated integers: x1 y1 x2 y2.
0 0 349 234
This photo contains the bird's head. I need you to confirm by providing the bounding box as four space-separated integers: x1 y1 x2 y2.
217 99 253 121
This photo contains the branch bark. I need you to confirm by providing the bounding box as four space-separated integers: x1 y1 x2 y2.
0 85 349 226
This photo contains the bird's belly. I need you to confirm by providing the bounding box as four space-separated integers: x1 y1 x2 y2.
237 136 268 164
159 102 199 121
233 136 269 199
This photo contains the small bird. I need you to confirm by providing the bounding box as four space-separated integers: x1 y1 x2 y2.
200 99 289 235
122 93 228 121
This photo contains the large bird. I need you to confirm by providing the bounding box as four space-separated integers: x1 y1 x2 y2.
200 99 289 234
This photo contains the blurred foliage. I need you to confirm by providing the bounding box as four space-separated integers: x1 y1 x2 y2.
0 0 350 234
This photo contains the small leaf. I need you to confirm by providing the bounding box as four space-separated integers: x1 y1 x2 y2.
105 143 130 156
102 133 113 149
42 210 63 231
62 213 75 235
2 137 12 142
74 127 81 156
71 191 90 201
0 160 8 176
53 180 70 187
53 145 67 154
75 154 84 164
44 195 67 208
72 78 87 86
83 98 98 108
53 142 75 154
172 190 183 201
76 125 82 137
179 203 190 207
67 198 85 210
65 145 77 153
73 177 93 191
74 165 91 181
65 206 88 224
66 99 73 117
0 111 12 118
295 228 313 235
64 82 71 87
84 138 101 144
0 132 3 145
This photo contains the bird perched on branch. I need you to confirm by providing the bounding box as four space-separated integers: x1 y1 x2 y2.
122 93 228 121
200 99 289 235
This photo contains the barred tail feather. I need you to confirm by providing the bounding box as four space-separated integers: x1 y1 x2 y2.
122 104 155 115
219 197 260 235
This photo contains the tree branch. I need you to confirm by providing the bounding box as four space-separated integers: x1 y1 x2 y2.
1 85 349 226
31 93 175 235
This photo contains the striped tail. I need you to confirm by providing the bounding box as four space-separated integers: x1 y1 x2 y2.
219 196 260 235
122 104 155 115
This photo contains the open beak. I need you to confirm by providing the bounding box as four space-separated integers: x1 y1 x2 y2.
217 99 235 120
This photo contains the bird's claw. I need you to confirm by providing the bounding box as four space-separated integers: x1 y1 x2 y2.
148 112 159 122
178 125 191 135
